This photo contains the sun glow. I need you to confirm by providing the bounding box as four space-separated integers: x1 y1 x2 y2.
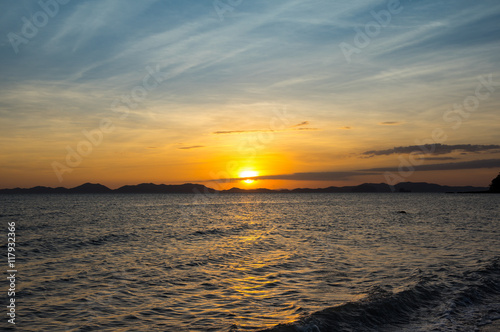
240 170 258 178
239 170 258 184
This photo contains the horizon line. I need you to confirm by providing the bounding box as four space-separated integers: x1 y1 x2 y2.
0 180 491 192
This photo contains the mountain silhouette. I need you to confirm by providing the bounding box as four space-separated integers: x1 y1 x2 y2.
114 183 216 194
0 181 490 194
71 183 113 193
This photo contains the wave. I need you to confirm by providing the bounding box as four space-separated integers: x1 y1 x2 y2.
257 258 500 332
14 232 137 259
182 223 253 240
69 233 133 249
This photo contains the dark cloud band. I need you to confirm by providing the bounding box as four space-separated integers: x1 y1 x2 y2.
362 144 500 157
363 158 500 172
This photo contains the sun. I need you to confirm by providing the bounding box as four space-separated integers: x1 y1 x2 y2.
239 170 258 184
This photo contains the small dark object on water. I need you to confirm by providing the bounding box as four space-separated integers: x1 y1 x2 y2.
397 211 407 214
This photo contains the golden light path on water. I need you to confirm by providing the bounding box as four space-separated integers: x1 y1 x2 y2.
198 226 300 328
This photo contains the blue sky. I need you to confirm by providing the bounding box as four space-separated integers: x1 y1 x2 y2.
1 0 499 188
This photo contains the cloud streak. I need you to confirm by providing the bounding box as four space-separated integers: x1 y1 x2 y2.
213 130 274 135
362 144 500 157
178 145 205 150
213 121 319 135
291 121 310 127
209 171 376 183
379 121 401 125
363 159 500 172
254 171 377 181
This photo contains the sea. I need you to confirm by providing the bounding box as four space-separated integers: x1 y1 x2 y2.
1 193 499 331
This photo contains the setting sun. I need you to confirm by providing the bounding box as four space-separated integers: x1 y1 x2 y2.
239 170 258 184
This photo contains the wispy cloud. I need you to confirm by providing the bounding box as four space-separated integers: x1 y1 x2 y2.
213 121 318 135
254 171 376 181
363 159 500 172
208 170 378 183
292 121 310 127
362 144 500 157
178 145 205 150
213 130 274 135
379 121 401 125
201 171 376 183
420 157 458 161
293 127 319 131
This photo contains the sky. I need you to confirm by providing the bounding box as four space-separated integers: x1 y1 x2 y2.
0 0 499 190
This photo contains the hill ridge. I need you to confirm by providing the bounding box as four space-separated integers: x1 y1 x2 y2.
0 182 490 194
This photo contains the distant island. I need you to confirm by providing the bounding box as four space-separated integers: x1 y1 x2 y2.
0 181 496 194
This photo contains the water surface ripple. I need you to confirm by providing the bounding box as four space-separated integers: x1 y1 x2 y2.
1 193 499 331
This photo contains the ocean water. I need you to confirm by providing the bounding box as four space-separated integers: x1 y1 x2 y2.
1 193 499 331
